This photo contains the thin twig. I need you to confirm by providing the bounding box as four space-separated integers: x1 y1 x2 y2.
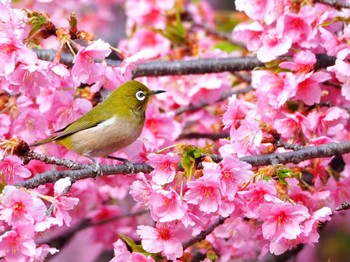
263 244 304 262
335 201 350 211
314 54 337 70
275 140 305 151
315 0 350 9
178 132 229 140
323 81 342 89
175 85 254 115
313 101 350 115
183 216 227 249
231 72 252 82
26 150 88 169
93 210 148 226
38 210 147 256
191 22 243 47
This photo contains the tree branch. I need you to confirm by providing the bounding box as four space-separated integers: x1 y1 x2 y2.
133 54 335 77
262 244 304 262
15 163 153 189
237 141 350 166
140 56 262 77
25 150 88 169
33 49 336 78
15 141 350 189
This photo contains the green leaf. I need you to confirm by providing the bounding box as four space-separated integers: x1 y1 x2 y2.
318 16 350 28
118 233 164 261
180 145 202 181
286 101 299 112
213 41 238 53
207 251 218 260
154 5 186 45
24 11 50 41
215 11 241 33
0 176 6 194
276 166 294 185
176 10 185 36
118 233 147 254
68 12 77 28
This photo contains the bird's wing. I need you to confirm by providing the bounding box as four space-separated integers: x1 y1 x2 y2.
32 105 115 146
53 119 103 139
53 105 115 139
32 119 103 146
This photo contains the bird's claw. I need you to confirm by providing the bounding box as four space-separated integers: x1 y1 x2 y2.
91 160 103 177
85 155 103 177
107 156 135 174
122 159 135 175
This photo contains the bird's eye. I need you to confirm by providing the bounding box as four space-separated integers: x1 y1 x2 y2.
136 91 146 101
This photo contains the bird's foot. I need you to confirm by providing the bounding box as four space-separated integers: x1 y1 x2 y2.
92 161 103 177
107 156 135 174
85 156 103 177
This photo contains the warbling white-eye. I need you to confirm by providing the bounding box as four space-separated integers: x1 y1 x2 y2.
33 80 165 168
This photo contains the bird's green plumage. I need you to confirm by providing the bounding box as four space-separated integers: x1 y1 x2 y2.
32 80 164 156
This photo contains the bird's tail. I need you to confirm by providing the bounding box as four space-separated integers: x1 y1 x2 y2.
30 136 55 147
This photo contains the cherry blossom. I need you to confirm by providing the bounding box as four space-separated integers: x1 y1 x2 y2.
110 239 155 262
42 178 79 226
222 114 263 157
184 172 221 214
137 221 191 260
257 27 292 63
238 180 278 219
72 40 111 86
279 50 316 74
259 202 310 242
148 152 180 185
0 156 31 184
129 174 153 208
0 0 350 260
0 227 36 262
149 188 188 222
0 186 46 226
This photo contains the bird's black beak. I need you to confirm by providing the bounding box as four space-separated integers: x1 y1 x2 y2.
148 90 166 96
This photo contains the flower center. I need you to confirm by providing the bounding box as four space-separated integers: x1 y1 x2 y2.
13 201 25 215
0 43 18 54
200 186 214 198
157 226 171 240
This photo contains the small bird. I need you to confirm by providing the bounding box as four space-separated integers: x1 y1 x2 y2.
33 80 165 168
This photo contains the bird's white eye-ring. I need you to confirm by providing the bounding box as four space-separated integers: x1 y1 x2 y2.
136 91 146 101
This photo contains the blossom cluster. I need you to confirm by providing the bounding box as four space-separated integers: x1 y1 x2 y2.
0 0 350 261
